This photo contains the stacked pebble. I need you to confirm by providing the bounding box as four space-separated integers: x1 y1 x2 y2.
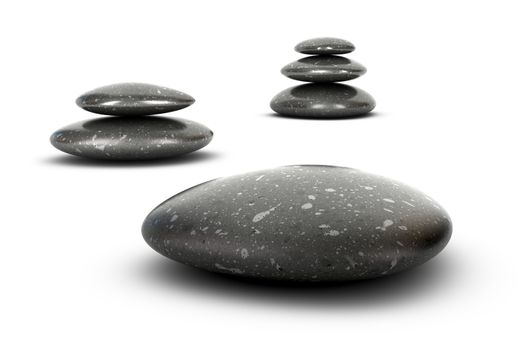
271 37 376 118
50 83 213 160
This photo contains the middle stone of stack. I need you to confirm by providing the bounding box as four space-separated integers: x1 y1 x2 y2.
281 53 366 83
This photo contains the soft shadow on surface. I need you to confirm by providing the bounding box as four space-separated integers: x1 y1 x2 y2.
137 251 459 309
263 111 383 121
42 151 220 168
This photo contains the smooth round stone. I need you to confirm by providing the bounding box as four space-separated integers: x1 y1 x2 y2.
142 165 452 282
270 83 375 118
76 83 195 116
295 37 355 55
281 56 366 83
50 116 212 160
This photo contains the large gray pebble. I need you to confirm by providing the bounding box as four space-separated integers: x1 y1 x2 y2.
142 165 452 282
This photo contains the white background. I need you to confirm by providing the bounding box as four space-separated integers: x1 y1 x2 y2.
1 0 522 348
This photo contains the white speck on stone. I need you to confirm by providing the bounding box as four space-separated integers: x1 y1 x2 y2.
318 224 330 228
252 204 280 222
396 241 404 247
325 230 340 236
383 208 394 213
269 258 281 271
215 229 228 236
215 263 244 274
358 251 365 256
255 175 265 181
402 200 415 207
240 248 249 259
398 226 408 231
376 219 394 231
301 203 313 210
383 198 395 203
363 186 374 190
308 195 316 200
325 188 336 192
170 214 179 222
390 257 398 269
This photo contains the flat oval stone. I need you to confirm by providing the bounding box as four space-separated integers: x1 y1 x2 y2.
76 83 195 116
50 116 212 160
270 83 375 118
281 56 366 83
295 37 355 55
142 165 452 282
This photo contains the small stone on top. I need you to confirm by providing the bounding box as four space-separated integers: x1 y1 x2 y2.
295 37 355 55
76 82 195 116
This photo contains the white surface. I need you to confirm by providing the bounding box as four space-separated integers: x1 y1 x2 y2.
1 0 522 348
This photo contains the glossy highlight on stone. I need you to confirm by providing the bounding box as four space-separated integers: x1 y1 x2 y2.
295 37 355 55
282 56 366 83
142 165 452 282
270 83 375 118
76 83 195 116
50 116 212 160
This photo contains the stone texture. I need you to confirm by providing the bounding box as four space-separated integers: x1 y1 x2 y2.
270 83 375 118
281 56 366 83
50 116 212 160
295 37 355 55
76 83 195 116
142 165 452 282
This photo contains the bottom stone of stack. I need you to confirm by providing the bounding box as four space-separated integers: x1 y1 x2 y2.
270 83 375 118
50 116 213 160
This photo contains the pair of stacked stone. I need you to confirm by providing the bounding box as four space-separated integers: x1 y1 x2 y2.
50 83 213 160
271 37 376 118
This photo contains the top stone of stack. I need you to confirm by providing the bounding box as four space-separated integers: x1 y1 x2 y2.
76 82 195 116
295 37 355 55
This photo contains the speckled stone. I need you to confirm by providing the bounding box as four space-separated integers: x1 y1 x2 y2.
270 83 375 118
50 116 212 160
281 56 366 83
142 165 452 282
76 83 195 116
295 37 355 55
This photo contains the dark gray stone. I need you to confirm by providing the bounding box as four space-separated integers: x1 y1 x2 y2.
142 165 452 282
270 83 375 118
76 83 195 116
281 56 366 83
50 116 212 160
295 37 355 55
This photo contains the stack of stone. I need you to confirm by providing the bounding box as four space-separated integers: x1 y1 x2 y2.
50 83 213 160
271 37 376 118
